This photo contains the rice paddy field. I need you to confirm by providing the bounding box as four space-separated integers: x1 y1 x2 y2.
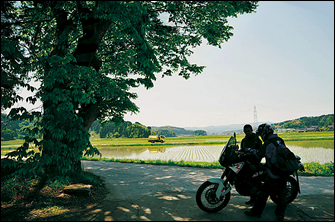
1 131 333 176
90 131 334 147
1 131 333 163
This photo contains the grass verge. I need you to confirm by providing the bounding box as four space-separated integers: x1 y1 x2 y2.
81 157 334 177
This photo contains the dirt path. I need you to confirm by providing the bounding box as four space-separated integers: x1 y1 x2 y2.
81 160 334 221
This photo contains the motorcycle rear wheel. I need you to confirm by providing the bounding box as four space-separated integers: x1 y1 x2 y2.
196 181 231 213
270 176 299 204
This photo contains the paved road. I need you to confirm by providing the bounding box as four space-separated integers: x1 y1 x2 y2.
81 160 334 221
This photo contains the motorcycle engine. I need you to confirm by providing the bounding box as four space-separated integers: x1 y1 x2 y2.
235 166 262 196
235 178 255 196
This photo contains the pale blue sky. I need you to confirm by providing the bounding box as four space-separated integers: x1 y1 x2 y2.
8 1 334 128
124 1 334 127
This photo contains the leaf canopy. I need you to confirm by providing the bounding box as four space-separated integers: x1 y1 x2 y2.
1 1 258 176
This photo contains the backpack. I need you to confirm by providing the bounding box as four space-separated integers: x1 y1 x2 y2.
268 138 299 176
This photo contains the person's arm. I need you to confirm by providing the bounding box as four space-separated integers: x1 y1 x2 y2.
265 143 277 167
239 138 245 151
251 137 262 150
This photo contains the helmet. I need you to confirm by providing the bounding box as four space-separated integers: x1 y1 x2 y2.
256 123 273 140
243 124 253 133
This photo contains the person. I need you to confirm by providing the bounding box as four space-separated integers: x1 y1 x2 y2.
244 123 289 221
240 124 262 152
239 124 262 205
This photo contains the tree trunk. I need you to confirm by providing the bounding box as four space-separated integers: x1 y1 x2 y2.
82 103 101 131
71 160 82 174
41 4 110 176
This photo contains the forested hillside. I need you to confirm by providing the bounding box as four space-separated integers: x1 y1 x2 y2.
91 121 154 138
2 113 333 141
149 126 207 137
150 126 194 136
1 113 32 141
1 113 155 140
272 114 334 129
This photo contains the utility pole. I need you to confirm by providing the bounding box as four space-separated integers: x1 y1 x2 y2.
253 105 258 131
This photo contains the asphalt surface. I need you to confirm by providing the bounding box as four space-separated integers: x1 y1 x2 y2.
81 160 334 221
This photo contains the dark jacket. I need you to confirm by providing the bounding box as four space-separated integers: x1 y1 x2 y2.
260 134 286 179
240 132 262 152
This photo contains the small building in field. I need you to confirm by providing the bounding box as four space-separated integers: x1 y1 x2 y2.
306 126 321 132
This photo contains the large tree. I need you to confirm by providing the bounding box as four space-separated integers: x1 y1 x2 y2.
1 1 258 176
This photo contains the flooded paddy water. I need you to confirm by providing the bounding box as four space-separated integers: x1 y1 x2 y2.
94 140 334 164
1 139 333 164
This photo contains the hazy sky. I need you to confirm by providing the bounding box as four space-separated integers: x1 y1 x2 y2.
8 1 334 128
124 1 334 127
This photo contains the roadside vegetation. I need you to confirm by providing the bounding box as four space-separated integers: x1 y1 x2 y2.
81 157 334 177
1 131 333 221
90 131 335 148
3 131 333 151
1 164 108 221
81 131 334 177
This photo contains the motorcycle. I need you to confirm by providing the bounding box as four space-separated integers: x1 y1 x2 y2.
196 133 305 213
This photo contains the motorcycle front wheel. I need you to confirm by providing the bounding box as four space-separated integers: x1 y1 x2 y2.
196 181 231 213
270 176 299 204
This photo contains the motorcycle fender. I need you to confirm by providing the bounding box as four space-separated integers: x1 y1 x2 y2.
207 178 231 199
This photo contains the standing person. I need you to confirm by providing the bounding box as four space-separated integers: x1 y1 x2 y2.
240 124 262 205
240 124 262 152
244 123 289 221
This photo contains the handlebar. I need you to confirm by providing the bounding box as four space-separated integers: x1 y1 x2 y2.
237 149 254 159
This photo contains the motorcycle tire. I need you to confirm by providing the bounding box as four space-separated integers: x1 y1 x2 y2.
270 176 299 204
196 181 231 213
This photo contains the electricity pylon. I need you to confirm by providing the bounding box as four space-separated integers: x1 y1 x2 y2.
253 105 258 131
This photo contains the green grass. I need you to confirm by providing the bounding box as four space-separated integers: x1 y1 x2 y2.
278 131 334 141
285 140 334 149
89 134 233 147
1 170 108 221
2 131 333 150
81 156 334 177
86 131 335 148
1 139 25 146
302 162 334 176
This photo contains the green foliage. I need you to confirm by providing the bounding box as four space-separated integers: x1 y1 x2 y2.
1 113 32 141
303 162 334 176
96 121 154 138
194 130 207 136
1 175 38 202
155 129 177 137
272 114 334 129
1 2 36 110
1 1 259 177
1 171 104 204
151 126 193 136
1 128 17 141
126 122 153 138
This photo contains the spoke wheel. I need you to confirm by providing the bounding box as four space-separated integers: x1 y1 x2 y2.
196 181 231 213
270 176 299 204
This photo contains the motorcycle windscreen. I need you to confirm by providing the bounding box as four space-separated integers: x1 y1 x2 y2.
219 140 239 166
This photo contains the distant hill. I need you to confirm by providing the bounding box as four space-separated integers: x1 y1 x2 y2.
272 114 334 129
152 114 334 136
185 124 248 135
152 123 264 136
150 126 194 136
